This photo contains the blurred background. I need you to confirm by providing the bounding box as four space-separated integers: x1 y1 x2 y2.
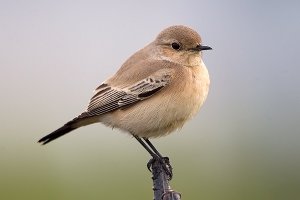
1 1 299 199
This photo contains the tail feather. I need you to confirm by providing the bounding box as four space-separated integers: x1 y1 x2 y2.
39 113 99 145
38 120 77 145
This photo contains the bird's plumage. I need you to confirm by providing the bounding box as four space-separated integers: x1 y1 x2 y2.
38 25 211 145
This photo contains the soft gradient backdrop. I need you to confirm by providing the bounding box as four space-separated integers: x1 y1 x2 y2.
1 1 299 199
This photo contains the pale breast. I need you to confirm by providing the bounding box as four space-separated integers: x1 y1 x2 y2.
99 63 210 138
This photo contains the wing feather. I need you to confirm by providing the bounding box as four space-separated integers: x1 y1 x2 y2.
78 70 172 119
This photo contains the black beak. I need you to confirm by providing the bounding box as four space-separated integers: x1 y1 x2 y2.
192 44 212 51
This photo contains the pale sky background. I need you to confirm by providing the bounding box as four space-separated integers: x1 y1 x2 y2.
1 1 300 200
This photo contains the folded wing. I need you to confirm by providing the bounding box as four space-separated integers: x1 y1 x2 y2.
79 71 172 118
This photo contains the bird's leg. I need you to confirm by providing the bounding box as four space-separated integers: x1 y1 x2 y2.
143 138 173 180
134 135 158 158
143 138 163 158
134 135 173 179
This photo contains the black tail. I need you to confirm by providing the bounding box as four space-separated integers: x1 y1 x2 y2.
38 120 78 145
39 113 99 145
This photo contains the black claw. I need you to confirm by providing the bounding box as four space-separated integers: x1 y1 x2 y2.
147 158 155 172
161 157 173 180
147 156 173 180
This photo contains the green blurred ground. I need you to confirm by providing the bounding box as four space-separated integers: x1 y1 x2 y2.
1 124 299 200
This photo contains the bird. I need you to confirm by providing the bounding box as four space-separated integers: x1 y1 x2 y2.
38 25 212 177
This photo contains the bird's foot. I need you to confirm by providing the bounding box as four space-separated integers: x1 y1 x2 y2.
147 156 173 180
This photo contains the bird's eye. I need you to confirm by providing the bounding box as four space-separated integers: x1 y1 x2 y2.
171 42 181 50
